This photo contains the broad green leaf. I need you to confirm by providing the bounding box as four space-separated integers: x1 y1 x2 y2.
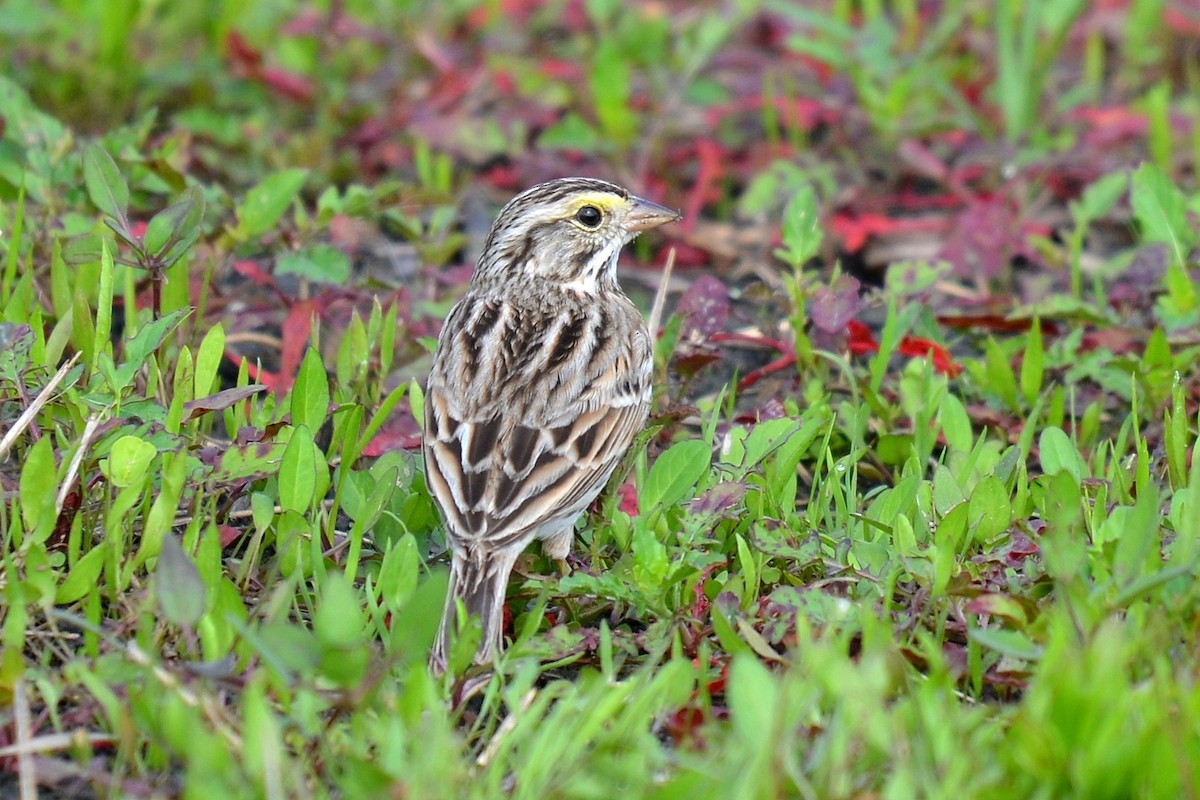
640 439 711 509
144 186 205 266
123 307 190 368
1038 427 1084 482
968 475 1011 542
336 312 368 388
775 185 822 266
1130 162 1192 266
1076 170 1127 220
156 535 206 628
939 393 972 452
136 451 189 567
234 168 308 241
537 113 602 151
969 627 1042 661
631 521 669 589
104 435 157 489
378 534 420 612
983 336 1019 411
1111 485 1160 582
276 243 351 285
314 572 369 686
19 436 57 541
291 348 330 432
589 38 637 145
82 143 128 221
728 654 778 747
55 546 106 604
279 426 317 513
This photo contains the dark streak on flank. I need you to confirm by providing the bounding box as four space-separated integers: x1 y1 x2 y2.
550 316 588 365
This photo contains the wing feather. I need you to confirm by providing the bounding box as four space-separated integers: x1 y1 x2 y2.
423 293 650 553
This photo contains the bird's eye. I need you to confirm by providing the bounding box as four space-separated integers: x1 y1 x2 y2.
574 205 603 228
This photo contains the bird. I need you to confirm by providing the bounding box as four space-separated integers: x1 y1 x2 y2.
423 177 681 673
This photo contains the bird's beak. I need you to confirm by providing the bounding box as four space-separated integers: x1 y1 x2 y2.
625 195 682 232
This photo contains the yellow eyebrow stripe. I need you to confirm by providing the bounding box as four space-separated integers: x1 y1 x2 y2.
566 193 624 215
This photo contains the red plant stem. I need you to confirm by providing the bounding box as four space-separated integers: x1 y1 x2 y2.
737 352 796 391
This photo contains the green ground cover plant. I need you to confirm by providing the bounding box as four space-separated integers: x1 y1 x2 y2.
1 0 1199 797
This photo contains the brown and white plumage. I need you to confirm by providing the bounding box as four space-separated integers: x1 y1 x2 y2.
424 177 680 672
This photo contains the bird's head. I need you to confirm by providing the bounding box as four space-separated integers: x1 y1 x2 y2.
474 177 680 293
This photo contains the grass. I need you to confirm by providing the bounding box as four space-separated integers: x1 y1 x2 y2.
2 1 1200 797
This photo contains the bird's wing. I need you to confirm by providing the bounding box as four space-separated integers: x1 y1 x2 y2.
423 295 650 552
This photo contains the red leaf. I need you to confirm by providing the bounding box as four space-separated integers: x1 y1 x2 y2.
259 67 315 104
846 320 879 355
617 482 639 516
654 240 709 268
538 59 584 81
830 211 901 253
1068 105 1147 146
225 31 263 72
938 314 1059 335
1166 6 1200 36
681 138 725 232
277 299 316 394
219 526 244 547
898 336 961 377
233 259 276 288
809 275 861 334
677 275 730 341
361 411 423 456
938 197 1018 280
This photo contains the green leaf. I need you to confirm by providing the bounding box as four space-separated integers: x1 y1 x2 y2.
19 436 57 541
774 185 822 267
537 113 602 152
276 243 351 285
1076 170 1127 220
1111 486 1160 583
336 312 368 387
631 520 669 590
82 143 128 221
378 534 420 612
61 233 104 265
290 348 330 432
969 627 1042 661
55 546 106 604
103 435 157 489
1130 162 1192 267
640 439 711 510
1038 427 1084 482
314 572 369 686
728 654 778 747
156 535 206 628
1019 318 1044 405
194 324 226 398
968 476 1011 543
93 240 115 375
589 38 637 145
234 168 309 241
122 307 190 368
279 426 317 513
983 336 1020 411
144 186 205 267
938 393 972 452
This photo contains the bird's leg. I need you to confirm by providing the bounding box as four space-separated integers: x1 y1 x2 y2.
543 530 573 577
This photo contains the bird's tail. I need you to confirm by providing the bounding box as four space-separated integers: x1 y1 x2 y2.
430 549 517 674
